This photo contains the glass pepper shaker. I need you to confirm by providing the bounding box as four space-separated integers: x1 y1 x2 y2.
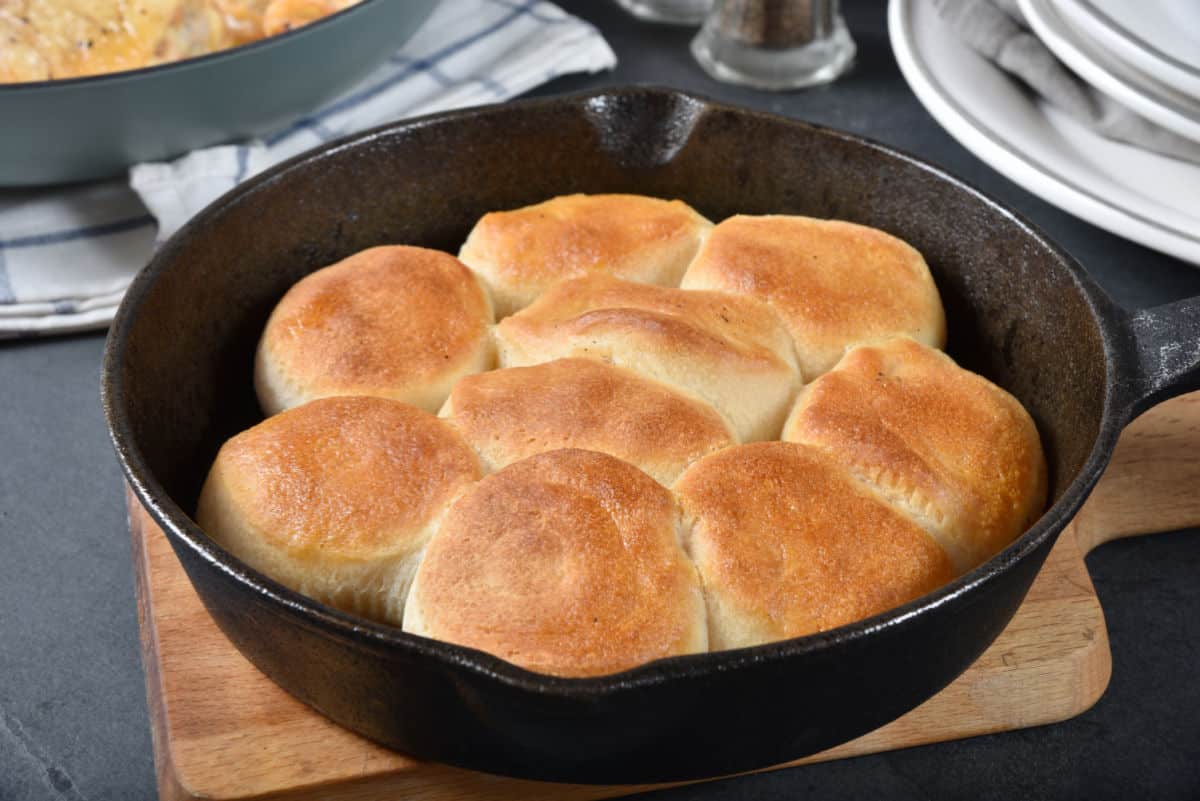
691 0 856 90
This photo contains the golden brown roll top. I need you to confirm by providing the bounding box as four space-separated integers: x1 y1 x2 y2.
196 396 482 626
680 214 946 379
458 193 713 318
674 442 956 649
404 449 707 677
782 338 1047 572
255 245 494 416
494 275 802 442
439 358 737 486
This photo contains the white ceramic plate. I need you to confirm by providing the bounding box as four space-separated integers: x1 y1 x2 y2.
888 0 1200 266
1055 0 1200 100
1019 0 1200 143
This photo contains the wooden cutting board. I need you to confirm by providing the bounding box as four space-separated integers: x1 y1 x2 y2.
129 393 1200 801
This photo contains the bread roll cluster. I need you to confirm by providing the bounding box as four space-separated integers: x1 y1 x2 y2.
197 193 1047 678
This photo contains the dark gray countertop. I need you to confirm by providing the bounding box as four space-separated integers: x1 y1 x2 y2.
1 2 1198 798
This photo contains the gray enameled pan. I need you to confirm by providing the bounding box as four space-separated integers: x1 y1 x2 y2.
101 87 1200 784
0 0 436 186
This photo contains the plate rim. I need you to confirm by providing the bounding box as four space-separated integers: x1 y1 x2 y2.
888 0 1200 266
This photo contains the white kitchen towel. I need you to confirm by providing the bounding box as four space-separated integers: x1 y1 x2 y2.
0 0 616 338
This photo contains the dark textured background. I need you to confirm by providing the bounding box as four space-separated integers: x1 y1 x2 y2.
1 1 1198 798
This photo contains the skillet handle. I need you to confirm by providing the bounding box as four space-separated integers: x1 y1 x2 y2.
1116 296 1200 422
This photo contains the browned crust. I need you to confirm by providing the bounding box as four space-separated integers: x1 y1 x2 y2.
782 338 1047 571
0 2 225 82
674 441 956 647
404 449 707 677
495 274 798 372
681 215 946 377
441 358 736 485
0 1 356 83
458 193 712 316
255 245 493 414
261 0 358 37
198 396 481 562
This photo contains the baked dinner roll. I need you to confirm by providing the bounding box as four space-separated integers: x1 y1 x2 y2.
458 193 713 318
494 275 802 442
782 338 1047 572
255 245 494 416
680 215 946 379
196 396 481 626
674 442 956 648
404 449 707 677
440 358 736 486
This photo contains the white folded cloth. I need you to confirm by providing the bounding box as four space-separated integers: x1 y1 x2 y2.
934 0 1200 164
0 0 616 338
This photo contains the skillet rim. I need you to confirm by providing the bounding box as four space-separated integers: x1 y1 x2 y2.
0 0 387 93
101 85 1129 697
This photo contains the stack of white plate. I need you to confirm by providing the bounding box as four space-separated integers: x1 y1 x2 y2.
889 0 1200 265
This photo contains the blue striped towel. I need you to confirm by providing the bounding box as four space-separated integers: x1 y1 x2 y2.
0 0 615 339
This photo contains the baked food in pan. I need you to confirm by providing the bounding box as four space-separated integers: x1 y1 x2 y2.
0 0 361 83
403 448 707 677
458 193 713 318
494 274 802 442
196 396 481 626
681 214 946 379
440 357 736 486
201 194 1046 677
255 245 494 416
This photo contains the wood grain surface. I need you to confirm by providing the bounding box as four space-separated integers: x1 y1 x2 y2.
128 393 1200 801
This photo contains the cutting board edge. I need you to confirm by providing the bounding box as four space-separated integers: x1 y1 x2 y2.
130 499 206 801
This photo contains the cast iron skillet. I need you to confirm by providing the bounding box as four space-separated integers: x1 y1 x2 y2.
0 0 436 186
101 87 1200 784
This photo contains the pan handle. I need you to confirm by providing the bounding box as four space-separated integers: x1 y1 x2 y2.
1117 295 1200 421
